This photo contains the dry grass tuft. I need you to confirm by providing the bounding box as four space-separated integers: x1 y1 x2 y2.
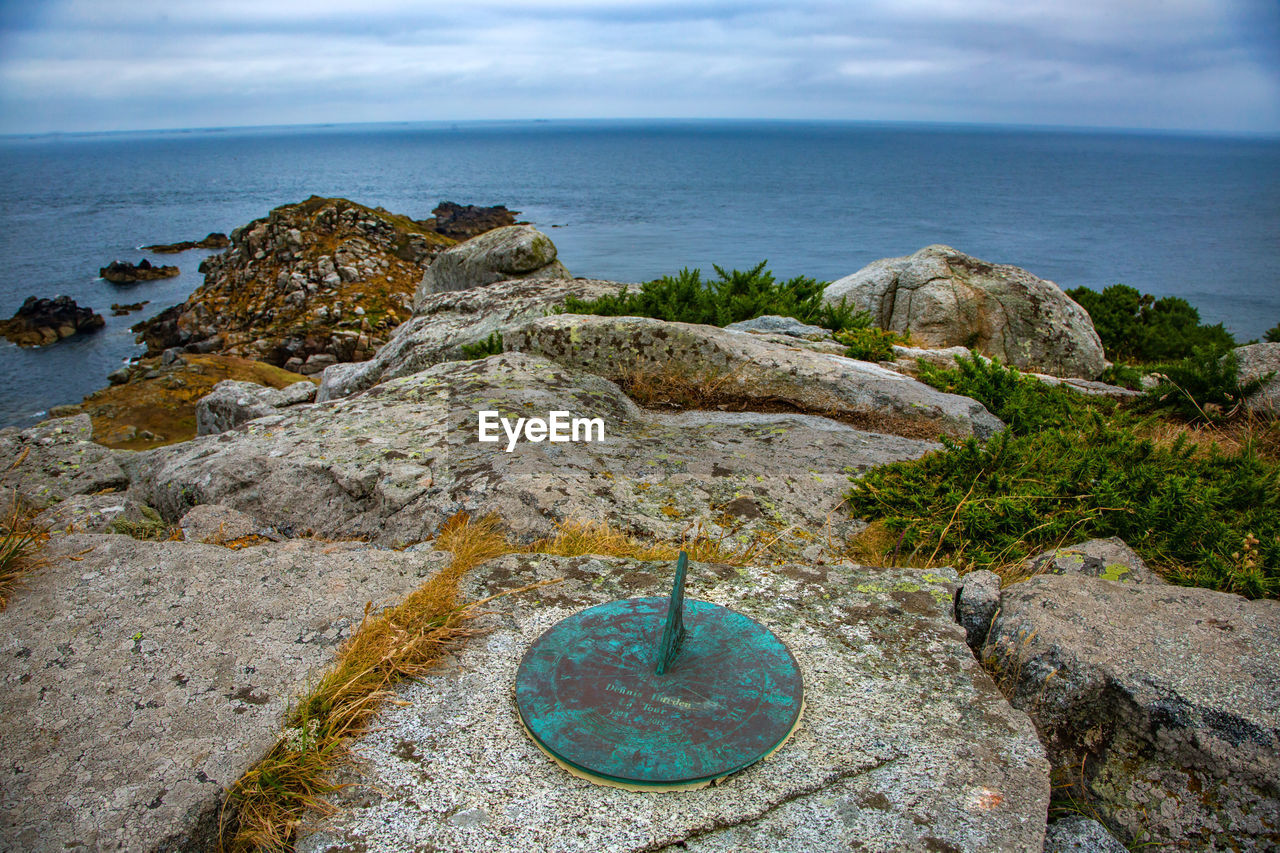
0 498 48 610
528 518 762 566
1139 410 1280 463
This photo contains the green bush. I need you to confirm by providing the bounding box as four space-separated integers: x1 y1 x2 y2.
834 326 908 362
1066 283 1236 363
458 331 504 360
848 355 1280 598
562 261 866 332
1266 323 1280 344
1139 347 1269 424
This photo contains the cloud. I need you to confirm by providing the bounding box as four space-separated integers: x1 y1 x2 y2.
0 0 1276 133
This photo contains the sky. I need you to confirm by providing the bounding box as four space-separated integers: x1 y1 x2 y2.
0 0 1277 135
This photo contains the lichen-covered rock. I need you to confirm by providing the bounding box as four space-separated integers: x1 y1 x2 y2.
724 314 829 339
983 574 1280 850
179 503 261 543
133 196 456 366
1043 816 1127 853
297 554 1049 853
0 415 127 508
317 277 625 401
124 353 939 550
506 314 1004 440
32 493 152 534
1233 342 1280 417
955 569 1001 649
824 245 1106 379
0 534 448 851
414 224 569 305
1025 537 1161 584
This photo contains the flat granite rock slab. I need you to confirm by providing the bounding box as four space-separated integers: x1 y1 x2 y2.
0 533 447 852
298 555 1050 853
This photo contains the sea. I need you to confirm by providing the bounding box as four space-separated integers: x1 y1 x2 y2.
0 119 1277 429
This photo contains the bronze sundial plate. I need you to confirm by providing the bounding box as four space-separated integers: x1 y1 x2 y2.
514 594 804 789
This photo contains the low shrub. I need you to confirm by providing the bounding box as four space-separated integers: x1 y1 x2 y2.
1265 323 1280 344
562 261 865 332
834 326 908 362
458 331 503 360
1066 283 1236 362
1139 347 1269 424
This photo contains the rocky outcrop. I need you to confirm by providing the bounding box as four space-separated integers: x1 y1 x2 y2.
414 225 569 306
32 493 154 534
99 259 179 283
0 415 127 508
317 277 625 401
297 554 1049 853
824 245 1106 379
0 296 104 347
983 574 1280 850
505 314 1005 440
0 533 448 851
955 569 1001 649
419 201 522 241
195 379 315 435
123 352 939 548
70 354 314 449
1233 342 1280 417
178 503 262 543
109 300 149 316
1024 537 1162 584
724 314 829 339
133 196 456 366
142 232 231 253
1043 817 1127 853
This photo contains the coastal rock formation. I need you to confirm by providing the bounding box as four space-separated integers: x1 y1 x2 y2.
1233 342 1280 416
70 354 314 449
824 245 1106 378
0 295 105 347
109 300 148 316
505 314 1005 439
122 352 940 547
317 277 625 401
195 379 315 435
142 232 231 253
983 574 1280 850
419 201 521 240
297 554 1049 853
133 196 456 366
99 259 179 283
414 224 570 305
0 533 447 851
0 415 127 508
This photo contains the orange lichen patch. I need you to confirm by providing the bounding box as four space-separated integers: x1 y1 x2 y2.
70 354 314 450
222 534 272 550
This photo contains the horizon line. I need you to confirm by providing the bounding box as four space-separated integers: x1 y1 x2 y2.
4 116 1279 143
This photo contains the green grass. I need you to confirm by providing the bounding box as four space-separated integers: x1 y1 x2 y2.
846 355 1280 598
561 261 866 332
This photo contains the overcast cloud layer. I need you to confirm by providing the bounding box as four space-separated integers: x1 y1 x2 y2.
1 0 1277 134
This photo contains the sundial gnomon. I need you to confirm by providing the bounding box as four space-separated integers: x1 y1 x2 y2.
515 552 804 789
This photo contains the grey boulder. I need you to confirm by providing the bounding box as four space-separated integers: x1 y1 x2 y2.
1233 342 1280 417
506 314 1005 440
824 245 1106 379
298 554 1049 853
179 503 261 544
955 569 1001 649
32 493 155 534
414 224 569 306
724 314 829 339
195 379 316 435
0 414 127 507
983 573 1280 850
1043 816 1127 853
1024 537 1162 585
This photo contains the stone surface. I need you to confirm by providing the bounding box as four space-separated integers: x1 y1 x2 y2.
317 277 625 401
1024 537 1162 585
0 414 127 507
32 492 153 534
506 314 1004 440
724 314 829 339
824 245 1106 379
179 503 261 543
1042 816 1128 853
124 352 940 549
955 569 1001 649
983 574 1280 850
0 295 105 347
196 380 285 435
1233 342 1280 417
414 224 570 305
0 533 448 852
297 554 1050 853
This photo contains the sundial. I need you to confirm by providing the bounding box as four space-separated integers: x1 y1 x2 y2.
515 552 804 790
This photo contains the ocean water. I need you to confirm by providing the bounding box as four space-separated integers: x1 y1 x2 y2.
0 119 1277 429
